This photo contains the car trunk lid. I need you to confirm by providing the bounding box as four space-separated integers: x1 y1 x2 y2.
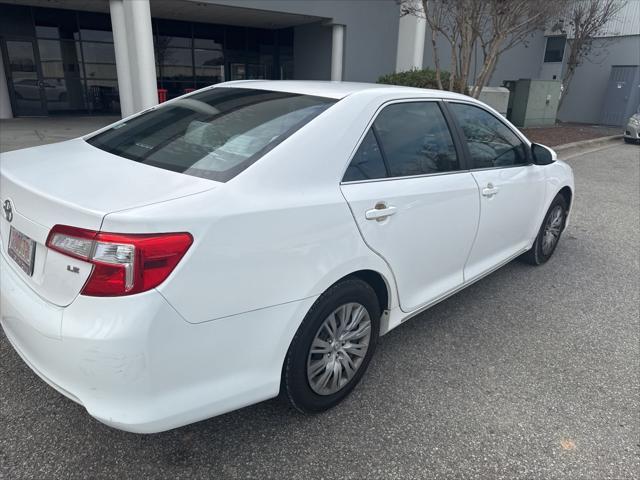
0 138 216 308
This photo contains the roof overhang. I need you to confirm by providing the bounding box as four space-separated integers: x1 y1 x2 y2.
2 0 326 29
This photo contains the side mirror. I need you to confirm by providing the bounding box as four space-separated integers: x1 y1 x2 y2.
531 143 557 165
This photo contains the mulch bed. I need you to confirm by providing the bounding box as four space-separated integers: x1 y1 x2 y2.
521 123 621 147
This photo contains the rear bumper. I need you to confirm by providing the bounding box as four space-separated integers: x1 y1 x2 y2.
1 253 315 433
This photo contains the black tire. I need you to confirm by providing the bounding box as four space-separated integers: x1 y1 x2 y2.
520 194 568 265
282 277 380 413
623 137 637 144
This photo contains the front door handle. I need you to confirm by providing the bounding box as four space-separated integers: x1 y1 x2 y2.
365 203 397 221
481 183 499 198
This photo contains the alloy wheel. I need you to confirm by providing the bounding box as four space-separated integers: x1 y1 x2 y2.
306 302 372 396
542 205 564 255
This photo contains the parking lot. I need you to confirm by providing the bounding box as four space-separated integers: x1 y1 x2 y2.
0 138 638 479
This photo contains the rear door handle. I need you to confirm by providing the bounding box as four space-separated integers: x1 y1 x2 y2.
481 183 499 197
365 203 397 221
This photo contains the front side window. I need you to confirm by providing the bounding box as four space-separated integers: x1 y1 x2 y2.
87 88 336 182
449 103 528 169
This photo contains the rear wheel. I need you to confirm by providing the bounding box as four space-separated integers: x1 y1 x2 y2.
283 278 380 413
520 195 568 265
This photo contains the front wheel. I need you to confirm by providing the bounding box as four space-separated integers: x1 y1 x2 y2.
520 195 568 265
282 278 380 413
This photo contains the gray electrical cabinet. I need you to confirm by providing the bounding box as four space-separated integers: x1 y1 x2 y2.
507 79 562 127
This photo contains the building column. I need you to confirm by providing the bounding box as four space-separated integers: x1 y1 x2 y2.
331 24 345 81
396 0 426 72
123 0 158 111
0 57 13 119
109 0 135 117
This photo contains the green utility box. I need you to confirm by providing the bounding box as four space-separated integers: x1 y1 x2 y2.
505 79 562 127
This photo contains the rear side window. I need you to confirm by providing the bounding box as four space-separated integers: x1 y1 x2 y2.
343 129 388 182
376 102 459 177
448 102 528 168
342 101 460 182
87 88 336 182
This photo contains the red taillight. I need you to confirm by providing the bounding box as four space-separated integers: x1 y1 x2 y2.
46 225 193 297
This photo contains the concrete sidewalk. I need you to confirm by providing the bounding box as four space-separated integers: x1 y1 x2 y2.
0 116 117 153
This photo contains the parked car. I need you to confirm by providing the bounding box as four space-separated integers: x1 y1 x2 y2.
0 81 574 433
624 107 640 143
14 78 67 102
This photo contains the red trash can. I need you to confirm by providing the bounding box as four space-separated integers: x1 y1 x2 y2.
157 88 168 103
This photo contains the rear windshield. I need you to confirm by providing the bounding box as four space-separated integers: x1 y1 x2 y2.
87 88 336 182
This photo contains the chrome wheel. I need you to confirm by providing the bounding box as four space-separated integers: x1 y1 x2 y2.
542 205 564 255
306 302 372 396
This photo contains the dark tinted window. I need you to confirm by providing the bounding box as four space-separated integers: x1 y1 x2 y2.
343 129 387 182
544 36 566 63
449 103 528 168
87 88 335 182
374 102 459 177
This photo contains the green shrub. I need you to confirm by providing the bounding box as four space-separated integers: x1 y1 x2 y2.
377 68 466 93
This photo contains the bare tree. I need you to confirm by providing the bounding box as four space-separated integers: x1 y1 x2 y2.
559 0 627 107
401 0 568 97
471 0 569 98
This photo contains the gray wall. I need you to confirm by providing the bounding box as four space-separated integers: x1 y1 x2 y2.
489 31 547 86
557 35 640 124
212 0 400 81
293 22 332 80
419 23 640 124
421 28 547 87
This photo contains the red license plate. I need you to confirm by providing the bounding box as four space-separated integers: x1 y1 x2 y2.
8 226 36 276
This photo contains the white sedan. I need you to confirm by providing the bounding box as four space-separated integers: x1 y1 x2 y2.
0 81 574 433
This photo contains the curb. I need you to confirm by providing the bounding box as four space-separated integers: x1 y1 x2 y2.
554 134 623 158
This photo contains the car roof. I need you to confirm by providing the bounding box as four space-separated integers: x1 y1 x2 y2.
214 80 473 101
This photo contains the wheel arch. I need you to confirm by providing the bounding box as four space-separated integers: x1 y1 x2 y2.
558 185 573 211
344 269 390 314
306 266 396 336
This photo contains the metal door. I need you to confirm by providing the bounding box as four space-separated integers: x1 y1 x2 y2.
600 65 640 126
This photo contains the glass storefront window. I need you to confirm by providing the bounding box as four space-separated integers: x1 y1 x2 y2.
80 30 114 42
2 5 294 116
6 41 37 72
194 49 223 68
41 78 86 112
195 66 224 84
193 23 223 50
37 40 82 76
84 63 117 79
155 19 192 48
226 26 246 51
159 65 193 81
81 42 116 64
78 11 114 42
85 79 119 113
33 7 80 40
157 47 192 66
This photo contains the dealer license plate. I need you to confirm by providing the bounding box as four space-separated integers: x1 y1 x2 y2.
8 226 36 276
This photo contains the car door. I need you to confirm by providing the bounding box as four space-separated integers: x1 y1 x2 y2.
445 101 547 281
340 100 480 312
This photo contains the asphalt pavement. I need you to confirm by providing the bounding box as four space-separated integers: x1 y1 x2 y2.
1 142 638 480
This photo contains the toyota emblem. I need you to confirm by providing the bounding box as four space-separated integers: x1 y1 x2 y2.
3 199 13 223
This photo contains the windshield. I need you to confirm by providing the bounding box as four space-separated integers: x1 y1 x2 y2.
87 88 336 182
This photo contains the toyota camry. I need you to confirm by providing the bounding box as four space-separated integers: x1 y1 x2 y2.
0 81 574 433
